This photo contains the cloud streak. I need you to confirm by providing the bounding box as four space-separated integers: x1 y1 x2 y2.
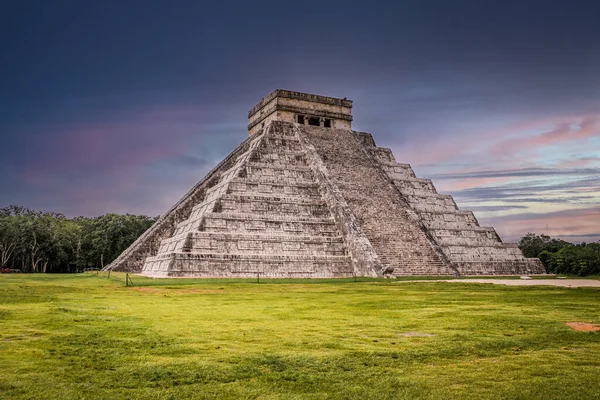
427 167 600 181
492 116 599 156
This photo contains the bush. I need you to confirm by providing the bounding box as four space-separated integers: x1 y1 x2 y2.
518 233 600 276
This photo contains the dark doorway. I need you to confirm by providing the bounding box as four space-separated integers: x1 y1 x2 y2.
308 117 320 126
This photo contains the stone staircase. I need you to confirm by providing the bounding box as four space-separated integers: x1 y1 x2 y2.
300 125 456 276
141 123 354 278
366 135 544 275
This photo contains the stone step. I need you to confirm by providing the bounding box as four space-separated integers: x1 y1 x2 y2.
436 236 506 247
263 132 300 142
391 177 437 194
248 149 307 166
186 231 345 242
440 241 518 249
391 269 454 276
197 184 229 210
175 192 331 235
203 212 334 224
380 164 416 180
378 260 449 270
446 250 527 262
218 194 330 217
455 259 546 275
259 142 302 153
229 178 321 197
221 193 325 204
408 200 458 213
181 232 347 256
245 164 314 180
201 212 339 236
231 176 318 187
379 161 412 169
245 160 311 171
430 226 498 234
159 226 346 254
371 147 397 163
142 253 354 278
418 210 479 225
423 220 481 230
405 193 455 201
259 140 303 152
419 209 476 216
429 227 500 243
376 256 447 266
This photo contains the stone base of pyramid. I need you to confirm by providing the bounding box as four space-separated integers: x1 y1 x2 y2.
142 253 354 278
453 260 545 276
105 92 544 278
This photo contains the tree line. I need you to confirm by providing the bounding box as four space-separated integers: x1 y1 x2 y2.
518 233 600 276
1 207 598 276
0 206 157 273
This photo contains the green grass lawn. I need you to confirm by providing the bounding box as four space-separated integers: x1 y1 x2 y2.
1 273 599 399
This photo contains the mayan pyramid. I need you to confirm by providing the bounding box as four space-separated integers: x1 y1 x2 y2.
104 90 544 278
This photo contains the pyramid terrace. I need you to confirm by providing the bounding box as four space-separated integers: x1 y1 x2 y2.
105 90 544 278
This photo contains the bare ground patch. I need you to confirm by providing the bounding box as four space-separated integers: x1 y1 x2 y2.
566 322 600 332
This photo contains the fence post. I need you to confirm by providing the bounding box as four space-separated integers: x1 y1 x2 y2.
108 270 111 280
126 273 134 287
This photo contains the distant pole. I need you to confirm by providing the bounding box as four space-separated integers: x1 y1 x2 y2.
107 270 111 280
257 272 260 284
126 273 129 287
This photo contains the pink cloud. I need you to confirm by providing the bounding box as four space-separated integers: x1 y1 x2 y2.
394 112 600 167
480 207 600 242
18 107 207 186
435 176 514 192
492 116 599 156
557 156 600 168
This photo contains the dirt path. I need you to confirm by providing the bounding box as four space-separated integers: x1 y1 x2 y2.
435 279 600 288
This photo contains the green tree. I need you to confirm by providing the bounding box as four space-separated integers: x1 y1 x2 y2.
0 215 19 267
518 233 571 258
0 205 156 273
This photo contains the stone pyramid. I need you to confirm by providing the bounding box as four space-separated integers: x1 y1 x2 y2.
105 90 544 277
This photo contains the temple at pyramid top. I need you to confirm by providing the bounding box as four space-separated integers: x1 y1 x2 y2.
248 90 353 135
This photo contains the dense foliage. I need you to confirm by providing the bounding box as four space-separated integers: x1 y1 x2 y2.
518 233 600 276
0 205 157 273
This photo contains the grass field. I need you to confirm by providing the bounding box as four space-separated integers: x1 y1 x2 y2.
1 273 599 399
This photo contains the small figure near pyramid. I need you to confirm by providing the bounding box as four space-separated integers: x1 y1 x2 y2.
104 90 544 278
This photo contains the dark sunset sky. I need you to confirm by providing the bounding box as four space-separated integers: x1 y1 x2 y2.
1 0 599 242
